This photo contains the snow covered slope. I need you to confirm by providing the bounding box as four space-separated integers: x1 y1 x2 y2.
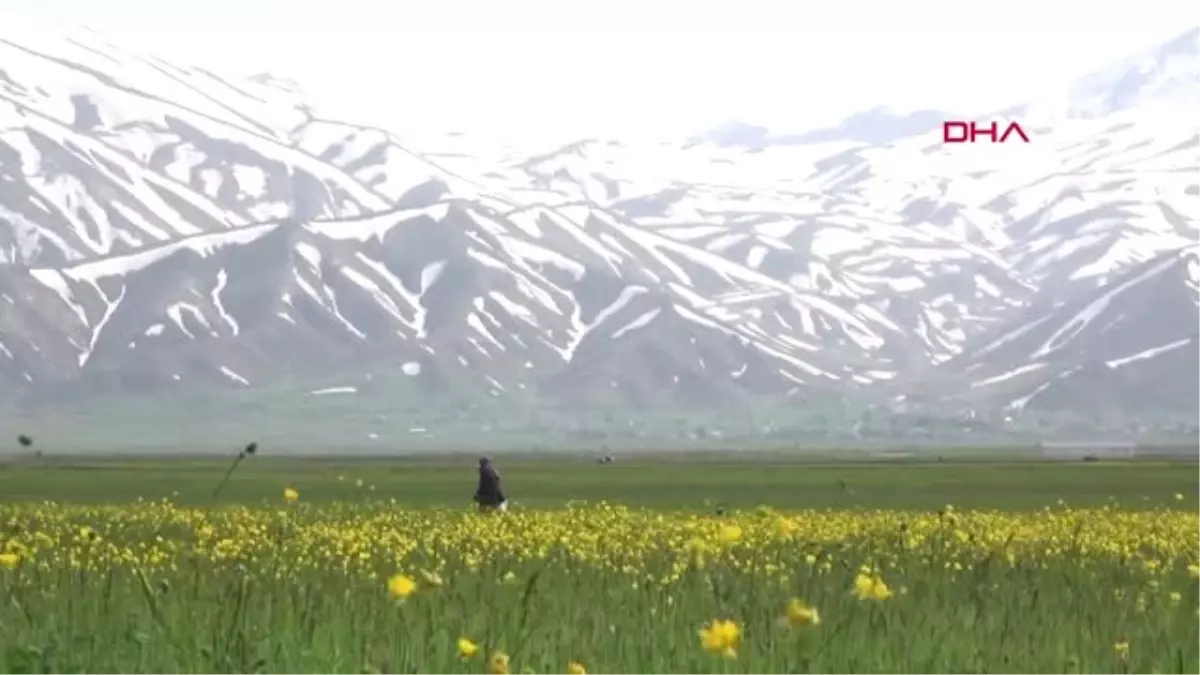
0 24 1196 422
950 246 1199 414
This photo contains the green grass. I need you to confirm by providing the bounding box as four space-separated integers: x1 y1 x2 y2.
0 455 1195 509
0 456 1196 673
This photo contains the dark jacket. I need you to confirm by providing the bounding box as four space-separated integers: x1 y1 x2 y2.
474 462 506 506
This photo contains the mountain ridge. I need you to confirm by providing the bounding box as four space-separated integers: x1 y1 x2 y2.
1 24 1197 446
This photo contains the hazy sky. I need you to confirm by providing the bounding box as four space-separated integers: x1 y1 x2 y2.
5 0 1195 141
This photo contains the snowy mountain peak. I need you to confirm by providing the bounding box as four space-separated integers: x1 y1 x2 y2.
1015 27 1200 125
0 24 1196 442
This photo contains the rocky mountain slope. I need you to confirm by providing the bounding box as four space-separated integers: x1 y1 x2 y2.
0 25 1196 437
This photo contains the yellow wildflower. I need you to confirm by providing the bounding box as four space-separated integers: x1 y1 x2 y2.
717 525 743 544
853 573 894 601
386 573 416 600
457 637 479 659
698 619 741 658
489 651 511 675
1114 639 1130 660
784 598 820 627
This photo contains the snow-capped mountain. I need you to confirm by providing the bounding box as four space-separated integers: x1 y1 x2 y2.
699 108 956 149
1014 28 1200 124
0 24 1196 433
945 246 1199 413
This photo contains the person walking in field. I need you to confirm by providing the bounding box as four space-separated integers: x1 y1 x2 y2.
474 456 508 512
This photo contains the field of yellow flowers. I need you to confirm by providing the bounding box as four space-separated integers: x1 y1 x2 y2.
1 491 1197 673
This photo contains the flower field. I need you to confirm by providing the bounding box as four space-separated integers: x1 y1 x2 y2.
1 490 1197 673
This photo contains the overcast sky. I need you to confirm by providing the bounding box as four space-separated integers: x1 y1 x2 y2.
5 0 1195 142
